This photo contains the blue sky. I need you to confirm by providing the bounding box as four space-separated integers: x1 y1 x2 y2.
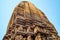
0 0 60 40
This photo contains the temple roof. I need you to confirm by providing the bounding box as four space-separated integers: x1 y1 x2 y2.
9 1 58 34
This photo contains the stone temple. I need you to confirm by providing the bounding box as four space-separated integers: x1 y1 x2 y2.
3 1 60 40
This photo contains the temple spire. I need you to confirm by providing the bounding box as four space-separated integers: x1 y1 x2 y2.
3 1 60 40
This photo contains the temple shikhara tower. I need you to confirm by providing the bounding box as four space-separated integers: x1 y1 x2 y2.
3 1 60 40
